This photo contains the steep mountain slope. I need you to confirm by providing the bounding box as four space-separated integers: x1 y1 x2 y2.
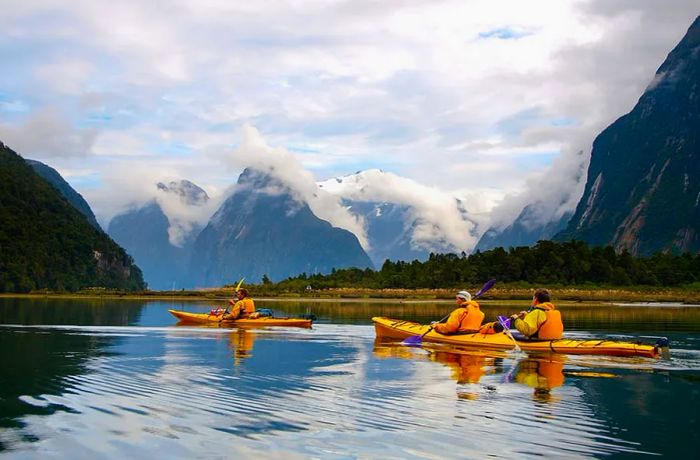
0 142 145 292
555 16 700 255
108 180 208 290
26 159 101 230
190 168 373 286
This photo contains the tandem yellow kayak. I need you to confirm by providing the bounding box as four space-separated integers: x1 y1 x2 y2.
373 317 667 358
169 309 313 328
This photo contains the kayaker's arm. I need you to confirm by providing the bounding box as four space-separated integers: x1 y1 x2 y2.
433 309 464 334
512 310 546 337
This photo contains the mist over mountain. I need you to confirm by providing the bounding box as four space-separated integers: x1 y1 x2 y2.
0 142 145 292
108 180 209 290
25 159 101 230
555 16 700 255
189 168 373 287
475 205 573 252
319 169 480 265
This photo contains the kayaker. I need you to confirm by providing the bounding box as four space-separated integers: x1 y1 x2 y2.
226 288 256 319
509 288 564 340
432 290 485 334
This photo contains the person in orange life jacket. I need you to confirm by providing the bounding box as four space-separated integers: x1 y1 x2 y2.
225 288 256 319
509 288 564 340
432 290 485 334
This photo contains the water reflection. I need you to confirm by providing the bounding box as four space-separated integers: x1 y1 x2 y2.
228 329 256 366
373 340 567 401
511 355 565 402
0 298 697 458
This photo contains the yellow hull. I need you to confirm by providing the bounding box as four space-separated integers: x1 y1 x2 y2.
372 317 663 358
169 309 313 328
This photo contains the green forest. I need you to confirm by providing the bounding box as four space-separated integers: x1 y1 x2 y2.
0 143 146 293
265 240 700 291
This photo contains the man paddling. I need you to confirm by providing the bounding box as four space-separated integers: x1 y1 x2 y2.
509 288 564 340
431 290 485 334
225 288 256 319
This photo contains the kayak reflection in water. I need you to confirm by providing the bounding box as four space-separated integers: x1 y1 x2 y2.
228 329 257 366
429 350 497 385
512 355 565 402
372 339 500 386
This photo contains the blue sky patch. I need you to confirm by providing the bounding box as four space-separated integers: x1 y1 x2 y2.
479 27 533 40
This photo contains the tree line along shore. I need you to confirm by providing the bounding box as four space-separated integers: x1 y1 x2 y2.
4 284 699 303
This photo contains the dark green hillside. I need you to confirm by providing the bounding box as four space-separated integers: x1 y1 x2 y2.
0 143 145 292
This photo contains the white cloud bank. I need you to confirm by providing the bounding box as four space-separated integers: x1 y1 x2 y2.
0 1 697 250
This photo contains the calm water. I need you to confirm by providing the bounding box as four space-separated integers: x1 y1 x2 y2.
1 297 699 459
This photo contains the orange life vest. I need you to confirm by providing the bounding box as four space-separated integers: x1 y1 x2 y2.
534 302 563 340
458 300 485 331
433 300 485 334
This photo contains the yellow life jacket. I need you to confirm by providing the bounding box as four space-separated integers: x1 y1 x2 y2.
234 297 256 317
534 302 563 340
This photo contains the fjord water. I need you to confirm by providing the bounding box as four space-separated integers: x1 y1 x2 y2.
0 298 698 458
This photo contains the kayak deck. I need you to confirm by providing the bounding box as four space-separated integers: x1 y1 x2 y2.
372 316 665 358
169 309 313 328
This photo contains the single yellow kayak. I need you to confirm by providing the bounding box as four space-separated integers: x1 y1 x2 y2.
373 316 666 358
169 309 313 328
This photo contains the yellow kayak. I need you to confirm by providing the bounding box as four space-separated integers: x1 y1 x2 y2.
169 309 313 328
373 317 666 358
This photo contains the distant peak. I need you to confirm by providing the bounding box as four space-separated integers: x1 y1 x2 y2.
156 180 209 205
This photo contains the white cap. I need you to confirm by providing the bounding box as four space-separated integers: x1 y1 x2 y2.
456 290 471 301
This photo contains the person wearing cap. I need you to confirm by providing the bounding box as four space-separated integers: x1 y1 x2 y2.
509 288 563 340
432 290 485 335
225 288 256 319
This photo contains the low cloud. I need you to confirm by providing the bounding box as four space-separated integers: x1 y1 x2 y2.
487 146 589 232
216 125 370 248
320 169 479 252
0 107 98 159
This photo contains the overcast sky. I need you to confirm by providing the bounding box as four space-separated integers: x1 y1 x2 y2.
1 1 697 238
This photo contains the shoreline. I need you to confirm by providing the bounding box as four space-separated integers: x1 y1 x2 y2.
3 286 699 303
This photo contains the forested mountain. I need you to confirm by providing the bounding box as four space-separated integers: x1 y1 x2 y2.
0 142 145 292
26 159 101 230
189 168 373 286
555 16 700 255
108 180 208 290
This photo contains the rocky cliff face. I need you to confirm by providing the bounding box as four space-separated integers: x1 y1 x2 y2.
555 16 700 255
189 168 373 286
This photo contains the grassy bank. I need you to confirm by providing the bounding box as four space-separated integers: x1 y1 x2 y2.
7 283 700 303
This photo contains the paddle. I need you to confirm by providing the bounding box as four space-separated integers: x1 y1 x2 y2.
402 279 496 346
497 315 522 353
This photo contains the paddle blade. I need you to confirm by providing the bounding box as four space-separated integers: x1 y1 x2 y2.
402 335 423 346
497 315 511 329
234 278 245 291
474 278 496 298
